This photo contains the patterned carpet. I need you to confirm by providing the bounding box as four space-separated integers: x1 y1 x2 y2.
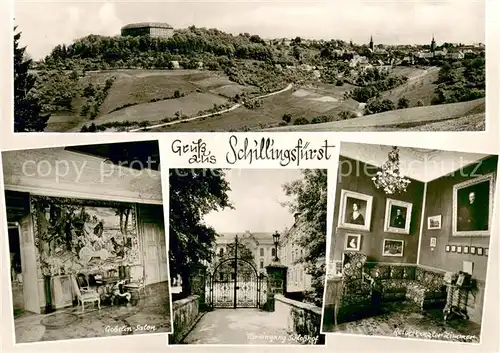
14 281 171 343
328 302 480 343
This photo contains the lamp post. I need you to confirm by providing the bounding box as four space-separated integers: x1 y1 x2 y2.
272 231 280 262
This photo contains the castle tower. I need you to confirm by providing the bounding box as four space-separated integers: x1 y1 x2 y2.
369 35 374 50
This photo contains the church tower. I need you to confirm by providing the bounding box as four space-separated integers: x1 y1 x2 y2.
431 35 436 53
369 35 374 50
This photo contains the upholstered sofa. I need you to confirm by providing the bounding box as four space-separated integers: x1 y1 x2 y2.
328 253 448 325
365 263 447 310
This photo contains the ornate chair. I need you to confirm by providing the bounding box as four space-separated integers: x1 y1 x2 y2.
71 274 101 313
336 252 376 323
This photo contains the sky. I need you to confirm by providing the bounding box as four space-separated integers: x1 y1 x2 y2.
14 0 485 60
202 169 301 233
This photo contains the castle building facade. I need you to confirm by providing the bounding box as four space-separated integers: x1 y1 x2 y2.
121 22 174 38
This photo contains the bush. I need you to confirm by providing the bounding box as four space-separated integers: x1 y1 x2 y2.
416 100 424 107
339 111 357 120
397 96 410 109
365 98 395 115
335 79 344 86
282 113 292 123
82 83 96 98
293 117 309 125
174 90 181 98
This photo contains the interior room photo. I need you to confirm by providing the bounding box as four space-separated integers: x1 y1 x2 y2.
2 141 171 343
322 142 497 343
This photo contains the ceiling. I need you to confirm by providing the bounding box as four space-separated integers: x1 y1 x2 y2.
340 142 490 182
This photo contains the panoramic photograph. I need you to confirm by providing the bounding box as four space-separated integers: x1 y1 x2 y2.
168 168 326 345
2 141 171 343
323 142 497 343
13 1 485 133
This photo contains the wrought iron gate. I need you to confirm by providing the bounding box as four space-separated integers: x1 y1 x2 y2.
207 258 266 308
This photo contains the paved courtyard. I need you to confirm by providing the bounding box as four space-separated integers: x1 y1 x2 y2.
182 308 300 345
13 282 171 343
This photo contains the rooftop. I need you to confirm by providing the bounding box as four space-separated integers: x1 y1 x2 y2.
121 22 174 30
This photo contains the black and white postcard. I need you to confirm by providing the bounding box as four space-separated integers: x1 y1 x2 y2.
168 168 326 345
2 140 171 343
12 1 485 133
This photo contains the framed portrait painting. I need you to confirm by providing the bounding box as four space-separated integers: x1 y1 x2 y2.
384 199 412 234
344 233 361 251
427 215 442 230
382 239 404 257
453 172 496 236
337 190 373 231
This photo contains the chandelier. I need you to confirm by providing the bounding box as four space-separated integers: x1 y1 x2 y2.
372 146 411 194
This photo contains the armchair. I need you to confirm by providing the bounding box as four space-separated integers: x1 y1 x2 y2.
71 274 101 313
336 252 376 323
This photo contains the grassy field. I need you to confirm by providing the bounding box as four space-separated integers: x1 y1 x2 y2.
265 98 485 132
155 82 360 132
44 69 252 132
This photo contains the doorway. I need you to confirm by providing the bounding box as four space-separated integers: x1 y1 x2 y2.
8 226 24 317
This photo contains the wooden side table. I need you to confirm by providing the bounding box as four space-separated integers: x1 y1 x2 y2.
325 277 344 326
443 283 471 321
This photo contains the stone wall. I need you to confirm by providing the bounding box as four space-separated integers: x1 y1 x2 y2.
274 294 324 345
170 295 200 344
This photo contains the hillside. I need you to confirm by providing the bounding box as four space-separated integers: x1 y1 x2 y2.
263 98 485 132
381 67 440 107
45 69 256 132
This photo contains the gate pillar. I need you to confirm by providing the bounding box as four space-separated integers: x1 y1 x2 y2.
264 262 287 312
190 266 208 311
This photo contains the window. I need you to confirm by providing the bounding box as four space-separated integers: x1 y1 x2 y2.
271 248 276 257
219 272 224 281
260 260 264 269
260 248 264 256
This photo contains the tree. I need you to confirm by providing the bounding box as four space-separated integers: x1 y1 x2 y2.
282 170 327 306
365 98 395 115
397 96 410 109
293 117 309 125
169 169 233 296
282 113 292 123
14 27 50 132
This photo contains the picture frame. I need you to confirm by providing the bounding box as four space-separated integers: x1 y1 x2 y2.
382 239 404 257
338 190 373 231
470 246 476 254
451 245 457 252
445 245 451 252
477 247 484 256
344 233 362 251
452 172 496 236
430 237 437 247
463 246 469 254
457 246 462 253
383 198 413 234
427 215 442 230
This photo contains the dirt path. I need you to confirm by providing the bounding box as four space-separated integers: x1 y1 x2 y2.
128 83 293 132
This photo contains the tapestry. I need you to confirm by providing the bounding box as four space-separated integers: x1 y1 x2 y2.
30 196 140 277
